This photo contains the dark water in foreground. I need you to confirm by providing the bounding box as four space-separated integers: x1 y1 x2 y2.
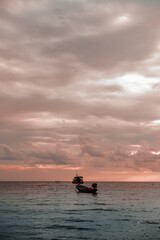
0 182 160 240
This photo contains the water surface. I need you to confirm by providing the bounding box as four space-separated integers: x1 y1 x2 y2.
0 182 160 240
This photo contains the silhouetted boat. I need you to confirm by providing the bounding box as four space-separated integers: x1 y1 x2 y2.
72 175 84 184
76 183 97 193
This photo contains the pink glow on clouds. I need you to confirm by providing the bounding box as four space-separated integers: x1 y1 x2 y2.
0 165 160 182
0 0 160 181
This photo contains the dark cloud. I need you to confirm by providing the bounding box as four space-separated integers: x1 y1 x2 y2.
79 137 105 158
25 144 70 165
0 144 20 160
0 143 71 166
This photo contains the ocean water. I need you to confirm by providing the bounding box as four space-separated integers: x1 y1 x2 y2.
0 182 159 240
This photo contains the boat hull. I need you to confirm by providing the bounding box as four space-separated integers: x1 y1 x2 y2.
77 188 97 193
76 185 97 193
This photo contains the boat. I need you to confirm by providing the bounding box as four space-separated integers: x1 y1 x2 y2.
76 183 97 193
72 175 84 184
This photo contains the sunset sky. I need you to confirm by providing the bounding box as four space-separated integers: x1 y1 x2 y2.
0 0 160 181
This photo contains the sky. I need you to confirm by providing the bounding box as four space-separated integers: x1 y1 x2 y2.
0 0 160 181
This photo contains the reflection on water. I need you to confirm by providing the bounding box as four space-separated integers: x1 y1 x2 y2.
0 182 160 240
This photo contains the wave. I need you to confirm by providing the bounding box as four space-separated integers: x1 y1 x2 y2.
64 208 119 212
36 203 50 206
116 219 131 222
65 218 94 223
93 202 109 206
73 203 88 206
46 224 93 231
142 220 160 225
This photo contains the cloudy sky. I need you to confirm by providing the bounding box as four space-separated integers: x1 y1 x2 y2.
0 0 160 181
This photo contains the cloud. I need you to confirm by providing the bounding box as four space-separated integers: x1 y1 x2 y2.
0 142 72 166
0 138 159 173
79 137 105 158
0 144 20 160
25 143 70 165
0 0 160 178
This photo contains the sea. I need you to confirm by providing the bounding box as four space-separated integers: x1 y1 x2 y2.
0 182 159 240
